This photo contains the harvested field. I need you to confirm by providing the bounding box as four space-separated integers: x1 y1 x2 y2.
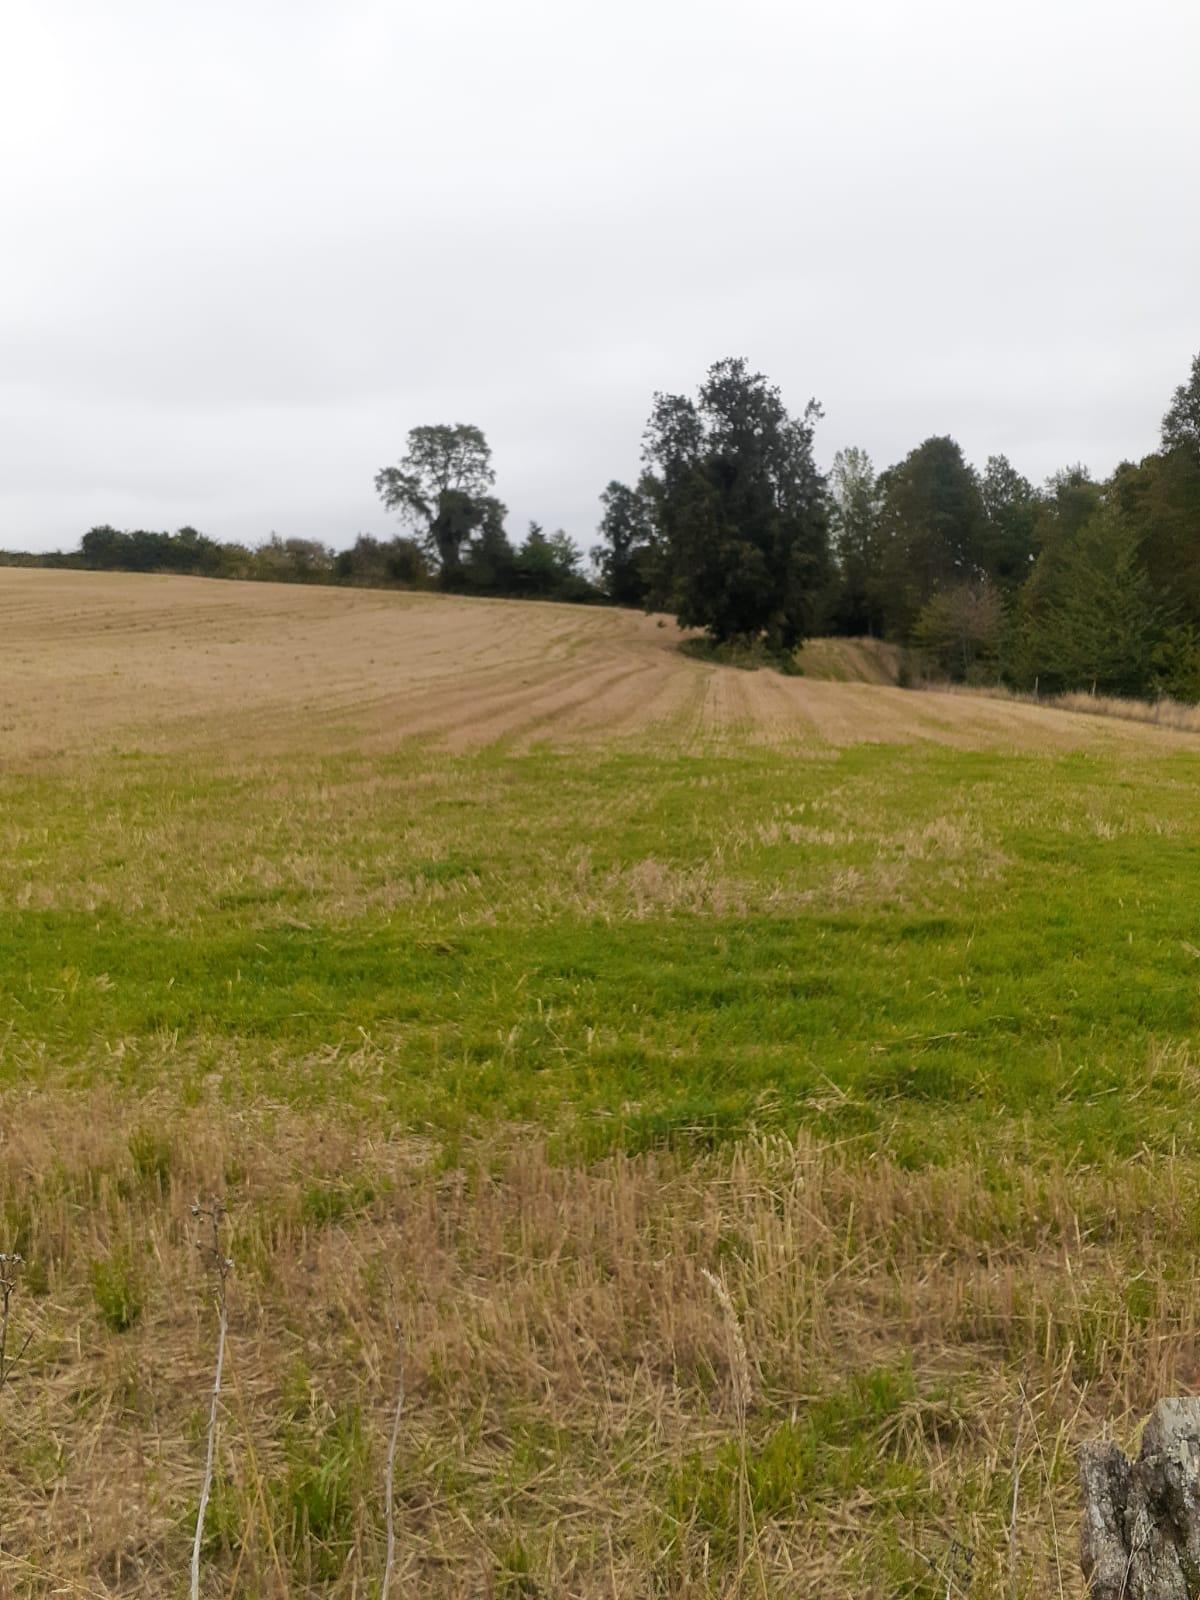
3 570 1200 1597
2 569 1192 760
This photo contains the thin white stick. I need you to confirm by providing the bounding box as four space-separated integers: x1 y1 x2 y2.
381 1370 405 1600
191 1299 227 1600
1007 1407 1023 1598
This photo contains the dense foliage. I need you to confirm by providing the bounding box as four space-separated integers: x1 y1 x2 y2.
811 355 1200 699
637 358 829 651
589 351 1200 696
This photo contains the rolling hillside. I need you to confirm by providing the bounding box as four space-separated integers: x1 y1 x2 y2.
0 568 1184 760
2 569 1198 1597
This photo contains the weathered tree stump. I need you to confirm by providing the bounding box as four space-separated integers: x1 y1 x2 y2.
1081 1398 1200 1598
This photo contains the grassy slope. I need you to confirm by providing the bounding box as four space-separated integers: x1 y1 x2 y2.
3 621 1200 1592
796 635 902 683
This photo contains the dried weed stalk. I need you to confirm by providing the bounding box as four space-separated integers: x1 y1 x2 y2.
0 1252 29 1396
0 1250 30 1582
701 1266 758 1584
381 1337 405 1600
190 1200 232 1600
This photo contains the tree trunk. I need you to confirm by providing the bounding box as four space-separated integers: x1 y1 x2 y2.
1080 1398 1200 1598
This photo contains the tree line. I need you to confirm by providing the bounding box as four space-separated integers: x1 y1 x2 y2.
4 505 597 607
1 421 599 602
5 351 1199 700
593 352 1200 699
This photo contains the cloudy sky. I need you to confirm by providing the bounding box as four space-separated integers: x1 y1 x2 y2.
3 0 1198 552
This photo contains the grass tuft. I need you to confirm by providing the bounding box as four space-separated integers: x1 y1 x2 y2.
89 1249 145 1333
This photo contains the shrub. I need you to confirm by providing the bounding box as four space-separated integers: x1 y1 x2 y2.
911 582 1003 683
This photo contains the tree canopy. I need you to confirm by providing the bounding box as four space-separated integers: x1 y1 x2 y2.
826 448 883 635
639 357 828 650
375 424 502 580
875 437 986 638
1162 353 1200 457
591 481 653 608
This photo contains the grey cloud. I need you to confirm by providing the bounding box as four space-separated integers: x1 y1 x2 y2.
2 0 1197 550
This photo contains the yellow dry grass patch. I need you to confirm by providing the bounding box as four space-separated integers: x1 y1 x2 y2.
3 568 1195 760
3 1087 1193 1597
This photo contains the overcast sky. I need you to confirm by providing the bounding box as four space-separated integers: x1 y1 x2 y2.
3 0 1198 553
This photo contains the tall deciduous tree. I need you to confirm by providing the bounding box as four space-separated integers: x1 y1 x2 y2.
641 358 828 650
827 447 883 635
461 498 516 592
875 437 985 638
1162 352 1200 457
912 581 1003 681
591 480 653 606
979 454 1037 588
375 424 498 580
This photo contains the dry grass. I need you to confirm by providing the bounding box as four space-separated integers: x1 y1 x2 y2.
5 572 1200 1595
796 637 903 686
3 568 1194 761
947 681 1200 736
4 1086 1198 1596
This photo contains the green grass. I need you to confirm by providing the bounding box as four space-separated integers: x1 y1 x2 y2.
665 1363 921 1555
3 739 1198 1169
89 1248 145 1332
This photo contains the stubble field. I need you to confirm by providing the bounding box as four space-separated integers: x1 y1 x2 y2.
2 569 1200 1597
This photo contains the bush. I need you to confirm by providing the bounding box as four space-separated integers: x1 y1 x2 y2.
679 635 801 673
911 582 1002 683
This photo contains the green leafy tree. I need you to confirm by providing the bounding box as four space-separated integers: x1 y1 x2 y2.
374 424 497 581
875 437 985 638
1110 450 1200 628
979 455 1037 588
912 581 1003 682
512 522 586 597
827 447 883 634
214 541 255 579
1009 467 1103 667
1033 466 1102 551
641 357 828 650
1162 351 1200 457
252 536 335 583
461 499 516 592
80 525 126 568
1149 625 1200 702
333 535 430 587
79 524 227 577
1013 504 1167 695
591 480 653 606
1103 356 1200 630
